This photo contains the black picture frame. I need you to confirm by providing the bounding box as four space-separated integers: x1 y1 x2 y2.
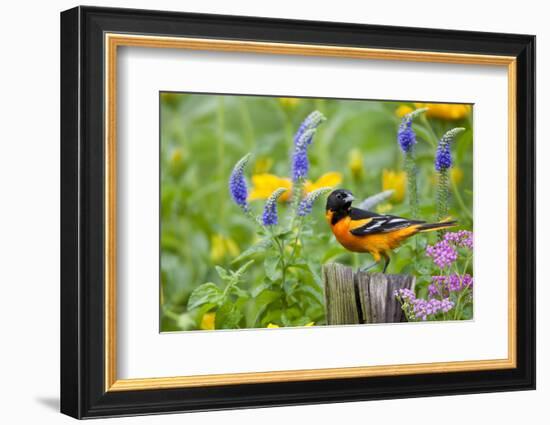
61 5 535 419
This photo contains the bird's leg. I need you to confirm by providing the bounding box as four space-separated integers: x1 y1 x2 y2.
359 261 379 273
359 253 382 273
382 254 391 274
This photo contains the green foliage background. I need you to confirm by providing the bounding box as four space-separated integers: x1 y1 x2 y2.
160 93 473 332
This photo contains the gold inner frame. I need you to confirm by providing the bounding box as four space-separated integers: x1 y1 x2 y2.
104 33 517 392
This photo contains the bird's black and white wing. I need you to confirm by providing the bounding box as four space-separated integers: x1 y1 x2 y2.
349 208 425 236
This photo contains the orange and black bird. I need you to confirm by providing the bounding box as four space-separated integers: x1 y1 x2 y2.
325 189 457 273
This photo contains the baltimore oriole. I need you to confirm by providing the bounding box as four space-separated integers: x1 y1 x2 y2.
325 189 457 273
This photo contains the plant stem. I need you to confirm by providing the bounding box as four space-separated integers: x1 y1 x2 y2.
271 232 287 287
405 152 419 219
405 149 419 264
462 253 473 276
162 307 181 322
288 178 304 229
289 217 304 264
280 239 286 287
437 168 449 240
453 287 469 320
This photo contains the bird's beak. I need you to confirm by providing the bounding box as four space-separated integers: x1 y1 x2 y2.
343 193 355 203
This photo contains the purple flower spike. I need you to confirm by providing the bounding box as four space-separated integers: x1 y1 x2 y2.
397 108 427 153
292 128 316 181
291 111 325 182
435 127 465 171
435 142 452 170
397 118 416 153
294 111 325 146
229 153 251 210
298 187 332 217
262 188 287 226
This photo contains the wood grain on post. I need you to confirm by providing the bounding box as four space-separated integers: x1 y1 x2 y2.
322 263 359 325
323 263 415 325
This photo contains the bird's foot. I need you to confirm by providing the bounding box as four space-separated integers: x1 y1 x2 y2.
358 262 379 273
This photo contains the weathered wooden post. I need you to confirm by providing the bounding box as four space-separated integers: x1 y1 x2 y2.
323 263 415 325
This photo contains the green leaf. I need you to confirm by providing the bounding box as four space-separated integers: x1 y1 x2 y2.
274 229 293 240
399 263 415 276
187 282 223 310
214 266 231 282
289 261 323 286
230 285 250 300
250 281 271 298
287 262 308 270
294 283 325 306
264 256 280 281
321 246 347 263
306 261 323 286
215 301 243 329
234 259 255 279
282 279 297 297
255 287 283 304
261 308 282 326
232 238 272 264
250 287 283 326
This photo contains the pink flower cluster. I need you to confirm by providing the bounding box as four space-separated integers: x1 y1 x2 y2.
444 230 473 250
395 231 474 322
426 240 458 268
394 288 454 321
426 230 473 269
428 273 473 297
414 298 454 321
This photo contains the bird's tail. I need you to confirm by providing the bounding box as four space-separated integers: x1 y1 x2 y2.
417 219 458 233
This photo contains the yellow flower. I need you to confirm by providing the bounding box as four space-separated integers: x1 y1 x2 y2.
451 167 464 185
253 157 274 174
249 172 342 202
279 97 300 108
304 172 343 193
210 234 240 262
200 312 216 330
348 149 364 180
382 169 407 203
249 174 293 202
395 105 414 118
414 103 471 120
267 322 313 328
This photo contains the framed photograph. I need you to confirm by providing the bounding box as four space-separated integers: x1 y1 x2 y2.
60 6 535 419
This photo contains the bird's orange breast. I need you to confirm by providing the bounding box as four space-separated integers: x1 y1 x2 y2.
326 211 371 253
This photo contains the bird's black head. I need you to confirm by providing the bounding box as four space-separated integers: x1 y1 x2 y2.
326 189 355 212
